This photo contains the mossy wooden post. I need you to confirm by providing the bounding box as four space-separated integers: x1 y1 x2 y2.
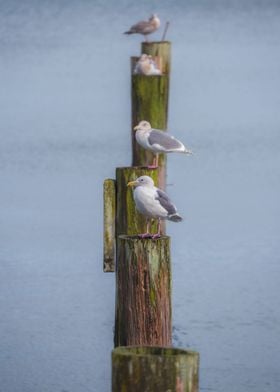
114 236 172 347
112 346 199 392
103 179 116 272
116 167 158 236
131 41 171 190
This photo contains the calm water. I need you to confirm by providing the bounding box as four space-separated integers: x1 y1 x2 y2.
1 1 280 391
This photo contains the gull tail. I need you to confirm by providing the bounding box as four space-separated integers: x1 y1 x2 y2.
124 31 133 35
168 213 183 222
183 148 193 154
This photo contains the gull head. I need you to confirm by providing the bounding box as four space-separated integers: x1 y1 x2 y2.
149 14 160 27
139 54 149 62
127 175 154 188
134 120 152 131
150 14 158 20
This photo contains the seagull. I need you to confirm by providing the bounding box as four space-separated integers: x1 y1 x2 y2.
147 55 162 75
133 54 162 75
134 120 193 168
127 175 182 239
124 14 160 41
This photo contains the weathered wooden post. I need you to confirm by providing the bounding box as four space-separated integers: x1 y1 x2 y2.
114 236 171 347
103 38 200 390
103 179 116 272
112 346 199 392
112 42 173 345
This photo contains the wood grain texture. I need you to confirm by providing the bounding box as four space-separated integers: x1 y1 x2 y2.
114 235 172 347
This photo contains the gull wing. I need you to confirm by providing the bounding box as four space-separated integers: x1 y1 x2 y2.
155 189 177 215
148 129 184 151
129 20 151 34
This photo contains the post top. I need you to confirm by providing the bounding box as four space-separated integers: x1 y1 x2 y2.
118 234 170 241
113 346 199 358
116 166 158 171
141 41 171 45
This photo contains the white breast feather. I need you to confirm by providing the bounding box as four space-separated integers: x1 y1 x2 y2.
135 130 154 151
133 187 168 218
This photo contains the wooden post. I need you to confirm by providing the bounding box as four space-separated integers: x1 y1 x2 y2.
116 167 158 236
103 179 116 272
114 235 172 347
131 41 171 189
105 39 200 390
112 346 199 392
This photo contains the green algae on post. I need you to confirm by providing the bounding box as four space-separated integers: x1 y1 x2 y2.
112 346 199 392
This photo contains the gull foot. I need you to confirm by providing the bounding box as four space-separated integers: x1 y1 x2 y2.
151 233 161 239
138 233 152 239
147 165 158 169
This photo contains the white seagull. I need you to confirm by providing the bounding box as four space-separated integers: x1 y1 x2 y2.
134 120 192 168
133 54 161 75
127 175 182 239
124 14 160 41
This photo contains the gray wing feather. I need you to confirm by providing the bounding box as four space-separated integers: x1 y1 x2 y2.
129 21 152 34
148 129 184 150
155 189 177 215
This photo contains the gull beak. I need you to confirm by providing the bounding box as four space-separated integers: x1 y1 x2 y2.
127 180 137 187
134 124 140 130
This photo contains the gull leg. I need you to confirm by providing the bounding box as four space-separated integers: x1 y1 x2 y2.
148 154 159 169
155 154 159 167
158 218 161 235
138 219 152 239
152 218 161 239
